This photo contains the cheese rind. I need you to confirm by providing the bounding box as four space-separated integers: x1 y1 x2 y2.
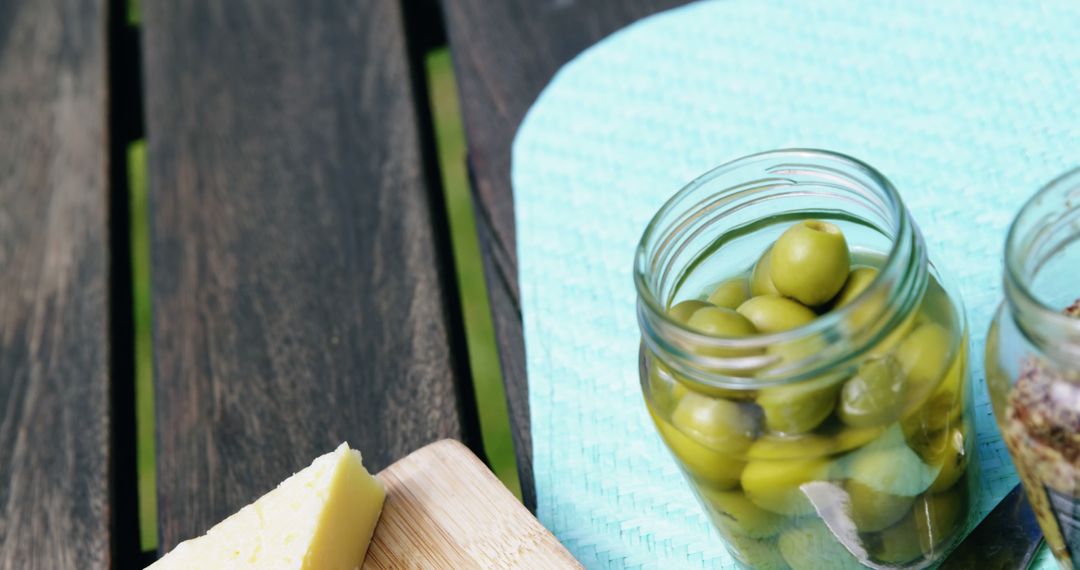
147 443 385 570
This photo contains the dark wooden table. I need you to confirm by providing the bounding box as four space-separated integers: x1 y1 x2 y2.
0 0 687 567
440 0 690 511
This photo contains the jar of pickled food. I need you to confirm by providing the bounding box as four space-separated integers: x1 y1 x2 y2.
986 168 1080 569
634 150 975 569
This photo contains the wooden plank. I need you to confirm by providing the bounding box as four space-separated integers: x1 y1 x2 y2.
440 0 692 510
366 439 580 569
141 0 477 552
0 0 111 568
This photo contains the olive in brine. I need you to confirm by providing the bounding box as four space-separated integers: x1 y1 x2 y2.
686 306 757 337
747 433 835 460
913 487 967 555
913 340 966 431
845 443 932 497
833 266 879 308
846 447 916 531
901 346 966 451
708 278 751 310
769 220 851 306
895 322 953 392
846 480 915 532
651 407 746 490
646 360 682 412
866 309 917 358
757 376 840 435
742 457 831 516
724 532 791 570
737 295 817 333
668 299 712 324
870 516 923 565
833 425 887 452
766 334 827 370
778 520 863 570
751 246 781 296
671 392 758 454
917 427 969 493
838 355 907 428
834 266 886 331
703 488 789 538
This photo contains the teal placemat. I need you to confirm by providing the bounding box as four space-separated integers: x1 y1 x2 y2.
512 1 1080 568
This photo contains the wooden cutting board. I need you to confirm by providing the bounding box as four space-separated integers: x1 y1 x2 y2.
364 440 581 569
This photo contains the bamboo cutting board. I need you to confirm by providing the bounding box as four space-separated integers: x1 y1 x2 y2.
364 440 581 569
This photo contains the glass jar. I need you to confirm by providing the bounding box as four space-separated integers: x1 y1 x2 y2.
986 168 1080 569
634 150 975 569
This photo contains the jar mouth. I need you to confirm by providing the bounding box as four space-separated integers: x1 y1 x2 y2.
1004 167 1080 353
634 149 923 386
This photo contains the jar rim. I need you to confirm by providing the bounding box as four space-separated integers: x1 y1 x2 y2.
1004 166 1080 342
633 148 922 385
635 148 915 343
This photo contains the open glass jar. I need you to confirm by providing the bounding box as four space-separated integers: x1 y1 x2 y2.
986 168 1080 569
634 150 975 569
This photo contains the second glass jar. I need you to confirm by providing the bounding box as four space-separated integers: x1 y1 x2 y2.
985 167 1080 569
634 150 975 569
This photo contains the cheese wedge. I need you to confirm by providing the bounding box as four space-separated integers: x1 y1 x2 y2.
148 443 385 570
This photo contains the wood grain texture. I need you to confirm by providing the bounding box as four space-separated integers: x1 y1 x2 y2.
141 0 475 552
0 0 111 568
441 0 692 509
367 439 580 569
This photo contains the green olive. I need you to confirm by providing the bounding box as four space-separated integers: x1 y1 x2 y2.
870 516 923 564
737 295 817 333
757 376 840 435
778 520 863 570
646 360 681 412
845 443 919 531
765 335 827 370
747 433 835 460
769 220 851 306
846 480 915 532
708 278 751 310
902 388 963 440
724 533 791 570
742 457 831 516
833 425 887 452
834 266 885 331
751 247 781 296
922 340 966 423
833 266 879 308
866 310 918 358
684 306 760 358
913 488 967 555
845 444 932 497
917 427 969 493
668 299 713 324
906 421 947 459
671 379 689 402
686 306 757 337
895 322 953 393
901 344 966 446
650 407 746 490
662 361 755 402
671 392 758 455
838 356 907 428
702 488 789 538
661 359 758 401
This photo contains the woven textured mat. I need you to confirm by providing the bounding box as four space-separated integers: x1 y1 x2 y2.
513 1 1080 567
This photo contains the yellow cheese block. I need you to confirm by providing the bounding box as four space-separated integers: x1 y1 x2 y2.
148 443 385 570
